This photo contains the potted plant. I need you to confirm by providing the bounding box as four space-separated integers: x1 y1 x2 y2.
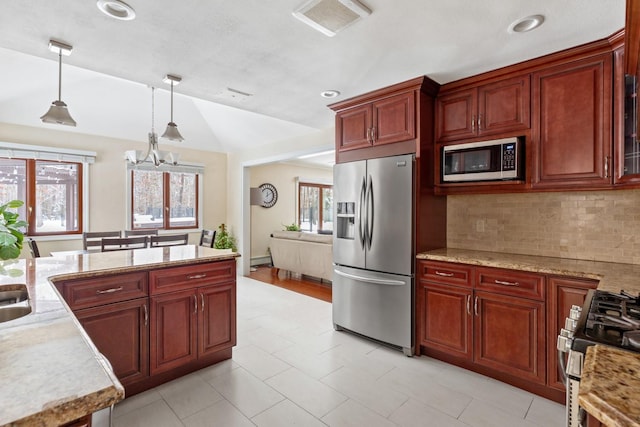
0 200 27 260
213 223 237 252
283 222 301 231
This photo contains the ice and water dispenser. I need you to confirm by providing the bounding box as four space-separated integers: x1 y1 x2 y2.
336 202 355 239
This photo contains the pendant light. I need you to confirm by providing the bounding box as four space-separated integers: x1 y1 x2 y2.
40 39 77 127
160 74 184 142
125 87 179 167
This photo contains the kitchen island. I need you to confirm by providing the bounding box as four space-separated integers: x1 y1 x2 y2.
0 245 239 426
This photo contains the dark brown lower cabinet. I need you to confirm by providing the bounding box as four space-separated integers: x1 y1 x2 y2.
417 260 593 404
150 289 198 375
56 259 237 398
75 298 149 387
418 281 472 360
547 276 598 391
150 282 236 374
473 291 545 384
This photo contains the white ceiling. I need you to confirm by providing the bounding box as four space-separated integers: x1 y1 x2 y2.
0 0 625 162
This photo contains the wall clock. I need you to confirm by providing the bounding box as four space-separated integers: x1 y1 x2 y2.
259 183 278 208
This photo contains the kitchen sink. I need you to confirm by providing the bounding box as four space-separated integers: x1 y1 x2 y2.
0 287 29 307
0 306 32 323
0 284 31 323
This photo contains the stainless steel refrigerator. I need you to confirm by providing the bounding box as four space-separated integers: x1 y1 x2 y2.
333 153 415 356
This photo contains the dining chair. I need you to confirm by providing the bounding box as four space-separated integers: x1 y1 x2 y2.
26 238 40 258
83 231 122 251
149 233 189 247
124 229 159 237
199 229 216 248
101 236 148 252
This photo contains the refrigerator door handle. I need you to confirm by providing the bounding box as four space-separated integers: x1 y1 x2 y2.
334 269 406 286
359 176 367 250
367 174 374 250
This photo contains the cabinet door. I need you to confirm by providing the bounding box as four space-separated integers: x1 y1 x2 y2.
478 75 530 135
336 104 372 152
547 276 597 391
75 298 149 387
418 281 472 360
474 291 545 384
372 92 415 146
436 88 477 141
150 289 197 375
532 54 612 188
198 283 236 357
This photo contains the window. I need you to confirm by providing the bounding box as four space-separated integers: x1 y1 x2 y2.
298 182 333 233
0 158 82 236
130 168 199 230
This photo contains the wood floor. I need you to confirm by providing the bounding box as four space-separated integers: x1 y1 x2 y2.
248 266 332 302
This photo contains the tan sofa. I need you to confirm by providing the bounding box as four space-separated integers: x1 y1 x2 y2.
269 231 333 282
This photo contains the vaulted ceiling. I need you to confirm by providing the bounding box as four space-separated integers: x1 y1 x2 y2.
0 0 625 159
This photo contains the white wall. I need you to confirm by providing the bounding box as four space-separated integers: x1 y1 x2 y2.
0 122 227 257
249 162 332 264
226 127 334 275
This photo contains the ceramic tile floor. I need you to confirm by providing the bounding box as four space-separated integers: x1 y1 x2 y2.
112 275 566 427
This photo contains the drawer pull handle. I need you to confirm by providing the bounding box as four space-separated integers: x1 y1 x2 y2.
494 279 519 287
96 286 124 295
435 271 454 277
187 274 207 280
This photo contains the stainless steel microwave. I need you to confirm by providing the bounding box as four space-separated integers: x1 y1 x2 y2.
442 137 524 182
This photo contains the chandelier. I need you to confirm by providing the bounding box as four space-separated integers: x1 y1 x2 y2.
126 86 180 167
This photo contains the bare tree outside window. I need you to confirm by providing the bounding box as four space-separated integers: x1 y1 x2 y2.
0 158 81 235
131 169 198 230
298 182 333 233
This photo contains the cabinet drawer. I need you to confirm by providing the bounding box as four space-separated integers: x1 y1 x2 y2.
150 260 236 295
475 267 544 300
419 261 473 287
58 272 148 310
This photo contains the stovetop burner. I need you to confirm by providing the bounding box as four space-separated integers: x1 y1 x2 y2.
580 290 640 351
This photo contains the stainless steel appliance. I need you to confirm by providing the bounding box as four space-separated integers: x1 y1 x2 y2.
333 154 415 356
557 289 640 427
442 136 523 182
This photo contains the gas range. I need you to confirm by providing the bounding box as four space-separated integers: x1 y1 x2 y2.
557 289 640 427
570 289 640 354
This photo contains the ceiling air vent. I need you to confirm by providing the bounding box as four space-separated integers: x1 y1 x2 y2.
293 0 371 37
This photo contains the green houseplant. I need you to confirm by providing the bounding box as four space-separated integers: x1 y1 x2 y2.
214 223 237 252
0 200 28 260
283 222 301 231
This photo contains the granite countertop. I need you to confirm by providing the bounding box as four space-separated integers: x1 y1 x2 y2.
417 247 640 293
579 345 640 427
0 245 239 427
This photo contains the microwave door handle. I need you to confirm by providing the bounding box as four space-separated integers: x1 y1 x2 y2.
359 176 367 250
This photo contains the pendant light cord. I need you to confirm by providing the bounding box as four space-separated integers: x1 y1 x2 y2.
151 87 155 133
57 51 62 101
170 81 174 122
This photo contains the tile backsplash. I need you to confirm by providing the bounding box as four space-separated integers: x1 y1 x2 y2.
447 189 640 264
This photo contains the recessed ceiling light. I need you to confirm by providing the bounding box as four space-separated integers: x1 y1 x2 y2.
96 0 136 21
508 14 545 33
321 90 340 98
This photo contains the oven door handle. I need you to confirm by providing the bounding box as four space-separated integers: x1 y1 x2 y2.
558 349 568 386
